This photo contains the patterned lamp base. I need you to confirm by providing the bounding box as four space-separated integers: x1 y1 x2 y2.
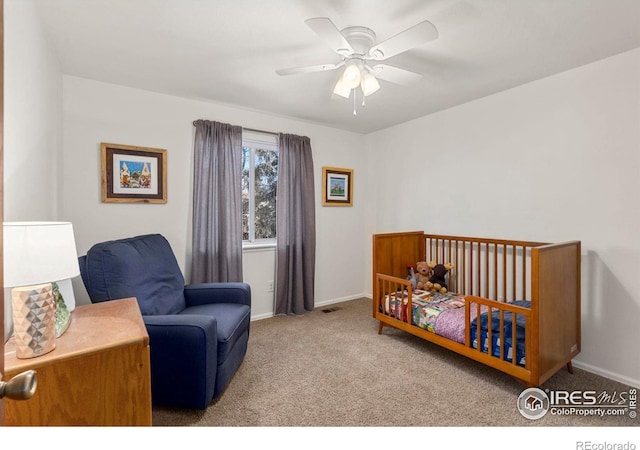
11 283 57 359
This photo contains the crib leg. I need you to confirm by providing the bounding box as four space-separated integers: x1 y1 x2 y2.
566 361 574 374
378 321 384 335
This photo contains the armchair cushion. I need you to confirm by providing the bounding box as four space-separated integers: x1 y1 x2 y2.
82 234 186 315
181 302 250 362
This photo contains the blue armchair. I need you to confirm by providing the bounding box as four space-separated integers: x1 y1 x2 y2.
78 234 251 410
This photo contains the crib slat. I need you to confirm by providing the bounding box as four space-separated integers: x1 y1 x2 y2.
487 305 493 358
477 242 481 295
469 242 474 296
477 302 481 354
454 240 459 293
502 244 507 301
499 309 505 361
390 282 395 317
407 286 412 324
494 243 498 300
465 298 471 346
390 281 396 317
447 239 452 290
512 312 518 366
485 242 489 298
462 241 467 295
512 245 516 301
522 245 527 300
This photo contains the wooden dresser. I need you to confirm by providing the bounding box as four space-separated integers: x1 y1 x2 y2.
3 297 152 426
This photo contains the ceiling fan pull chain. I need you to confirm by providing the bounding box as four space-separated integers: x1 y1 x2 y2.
362 93 366 108
353 89 357 116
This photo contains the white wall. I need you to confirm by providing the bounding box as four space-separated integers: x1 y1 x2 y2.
365 48 640 387
61 76 368 317
4 0 62 220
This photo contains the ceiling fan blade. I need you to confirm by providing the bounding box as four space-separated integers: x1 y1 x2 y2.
276 61 344 76
305 17 354 56
370 64 423 85
368 20 438 60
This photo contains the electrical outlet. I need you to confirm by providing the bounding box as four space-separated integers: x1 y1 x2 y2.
267 280 274 292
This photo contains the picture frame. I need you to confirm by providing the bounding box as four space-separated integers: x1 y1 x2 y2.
101 143 167 203
322 166 353 207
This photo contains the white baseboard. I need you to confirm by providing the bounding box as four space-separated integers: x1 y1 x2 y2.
314 293 370 308
250 293 370 322
250 311 275 321
573 360 640 389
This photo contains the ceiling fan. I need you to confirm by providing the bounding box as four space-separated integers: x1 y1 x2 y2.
276 17 439 114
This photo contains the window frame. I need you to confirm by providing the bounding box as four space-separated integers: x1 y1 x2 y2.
242 133 279 248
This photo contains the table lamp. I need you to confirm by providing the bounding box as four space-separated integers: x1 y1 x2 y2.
3 222 80 359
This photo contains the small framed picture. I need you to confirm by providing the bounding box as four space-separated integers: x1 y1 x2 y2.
322 166 353 207
101 143 167 203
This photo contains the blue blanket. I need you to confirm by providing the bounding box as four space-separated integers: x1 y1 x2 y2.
470 300 530 366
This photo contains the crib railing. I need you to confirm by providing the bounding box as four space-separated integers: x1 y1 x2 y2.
424 234 548 302
374 273 532 373
465 295 531 370
375 273 413 324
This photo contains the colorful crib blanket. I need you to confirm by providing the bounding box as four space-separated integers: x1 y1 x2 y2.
381 290 528 365
381 290 486 343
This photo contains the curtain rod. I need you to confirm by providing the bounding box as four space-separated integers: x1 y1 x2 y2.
191 121 278 137
242 127 279 137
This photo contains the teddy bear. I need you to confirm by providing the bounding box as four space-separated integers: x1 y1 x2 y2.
414 261 433 290
425 261 455 293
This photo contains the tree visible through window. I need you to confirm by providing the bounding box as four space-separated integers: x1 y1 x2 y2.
242 134 278 243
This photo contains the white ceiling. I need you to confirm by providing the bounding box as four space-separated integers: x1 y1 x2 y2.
34 0 640 134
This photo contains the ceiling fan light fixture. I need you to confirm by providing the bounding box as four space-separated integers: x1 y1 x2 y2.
341 62 362 89
333 78 351 98
360 72 380 96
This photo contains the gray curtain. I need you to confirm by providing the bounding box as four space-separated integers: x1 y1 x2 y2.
191 119 244 283
275 133 316 315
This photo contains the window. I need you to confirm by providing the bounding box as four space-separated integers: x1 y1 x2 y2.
242 131 278 244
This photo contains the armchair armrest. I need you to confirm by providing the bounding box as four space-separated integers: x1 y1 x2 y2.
143 313 217 331
143 314 218 409
184 282 251 308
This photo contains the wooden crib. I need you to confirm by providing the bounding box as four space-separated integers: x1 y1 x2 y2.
372 231 581 386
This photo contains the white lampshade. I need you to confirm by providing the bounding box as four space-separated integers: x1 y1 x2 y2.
361 72 380 96
341 63 362 89
4 222 80 288
333 78 351 98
